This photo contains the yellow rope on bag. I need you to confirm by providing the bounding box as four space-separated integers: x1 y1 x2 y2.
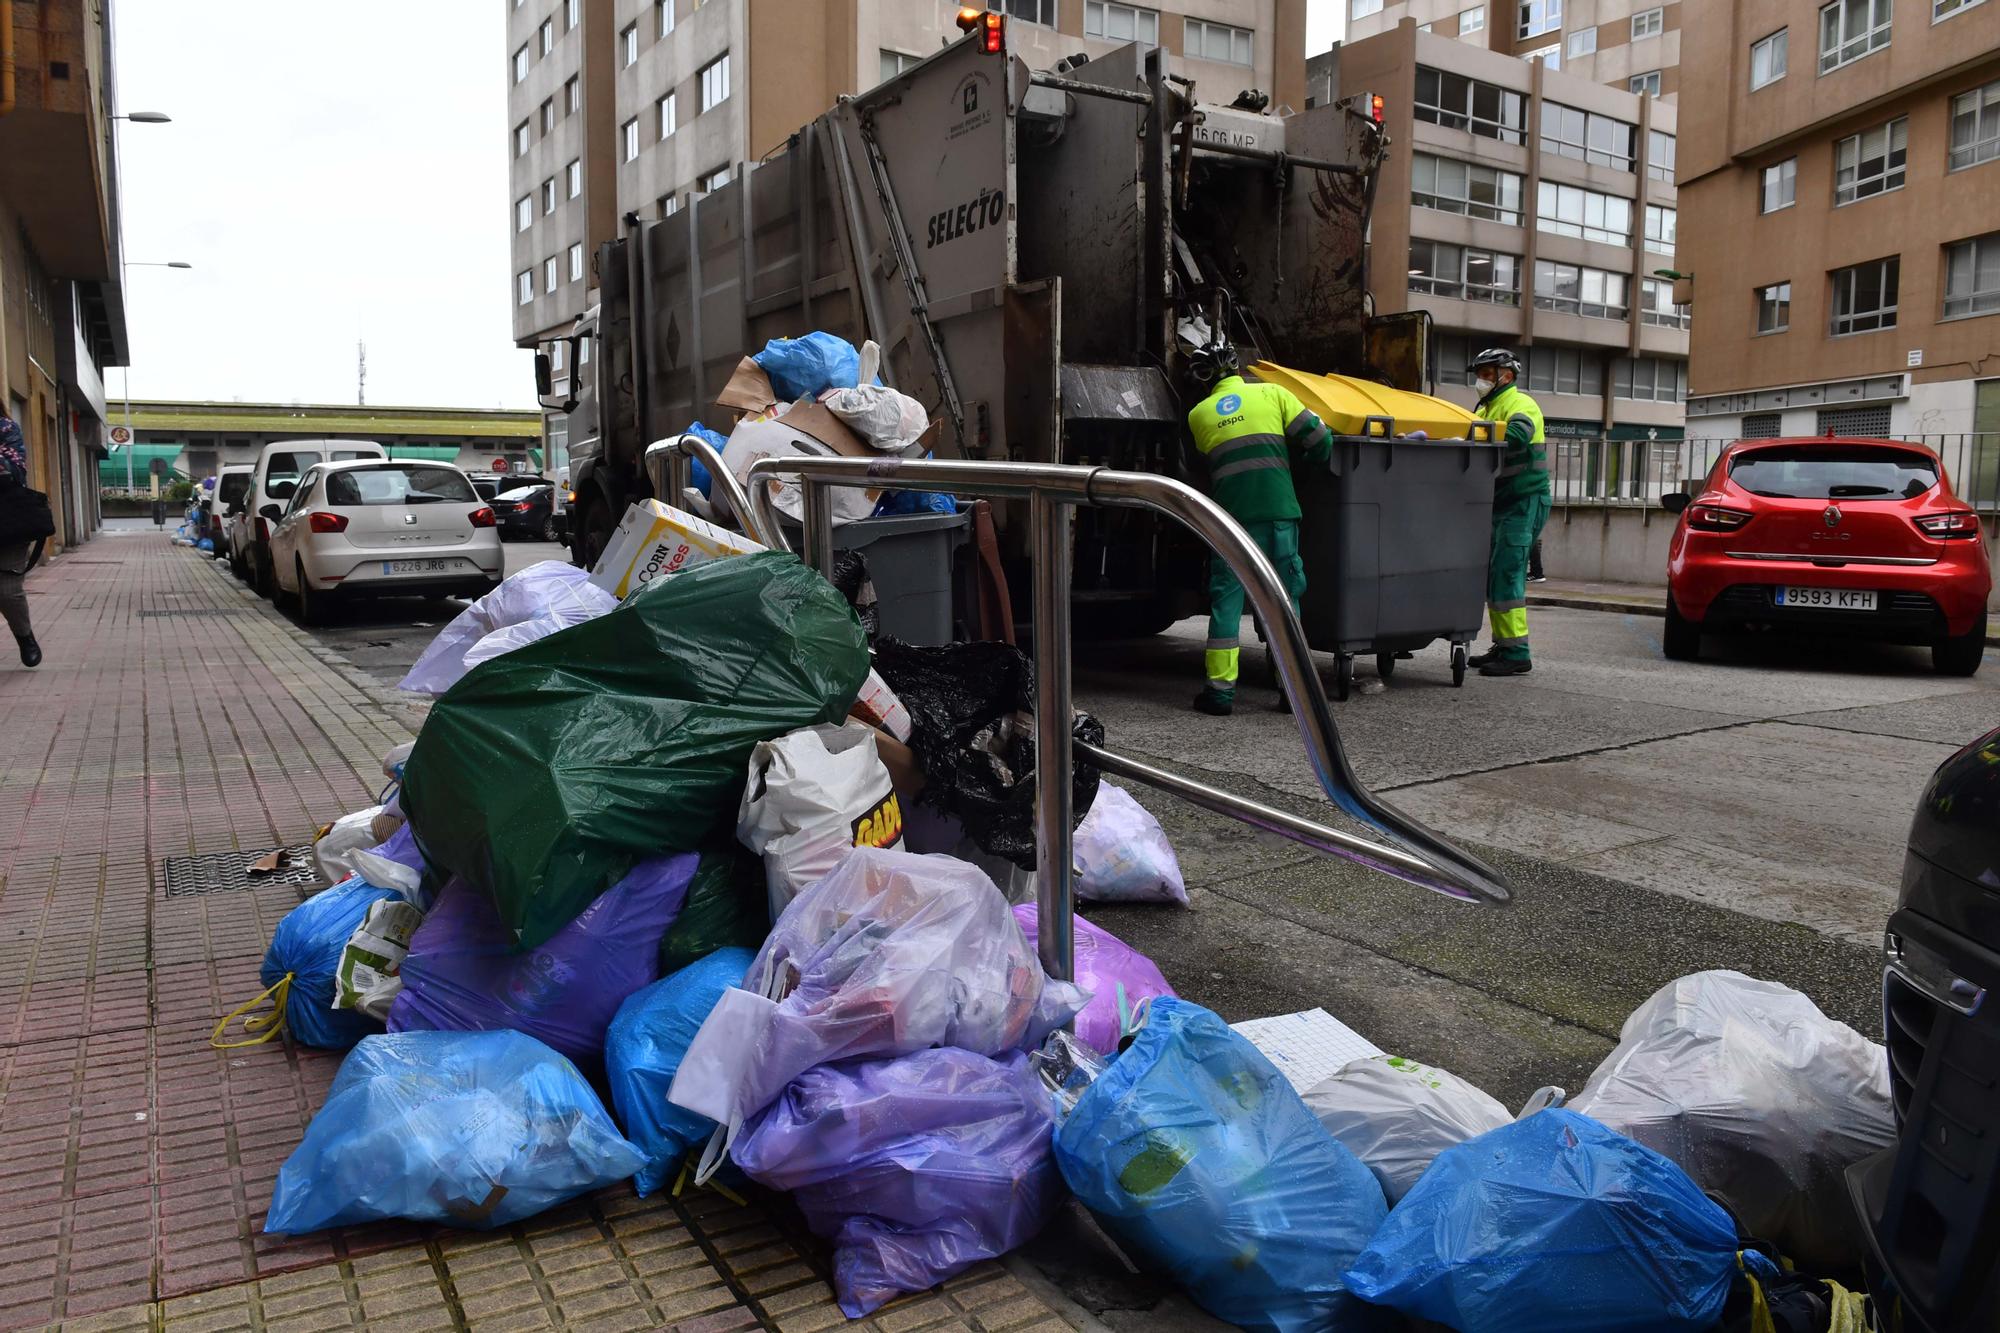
670 1157 747 1209
211 972 294 1049
1823 1279 1871 1333
1736 1251 1776 1333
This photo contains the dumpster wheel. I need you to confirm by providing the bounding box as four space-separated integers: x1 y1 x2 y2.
1334 654 1354 701
1451 642 1469 687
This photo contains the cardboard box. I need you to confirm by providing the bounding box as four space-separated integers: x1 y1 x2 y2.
848 669 913 742
589 498 766 599
716 357 777 416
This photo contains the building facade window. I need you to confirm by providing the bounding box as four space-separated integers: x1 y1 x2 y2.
698 165 733 193
1412 153 1525 224
1631 7 1663 38
1523 43 1561 69
1567 27 1597 56
661 193 681 216
1185 17 1253 63
518 270 533 305
1645 204 1677 251
539 18 553 55
1830 257 1899 334
1460 5 1486 30
659 0 675 36
514 120 530 157
880 49 918 81
1352 0 1384 17
1819 404 1893 435
516 196 532 233
700 56 731 111
1943 232 2000 318
1000 0 1058 24
1751 30 1788 88
1087 1 1161 39
513 45 529 83
622 23 638 67
1537 181 1633 244
1819 0 1891 73
1417 67 1527 143
566 0 579 30
659 92 677 139
569 242 585 283
1614 356 1687 402
1629 70 1662 96
1409 240 1522 304
1949 79 2000 170
1648 130 1676 182
1534 260 1629 318
1936 0 1987 18
545 256 559 293
540 98 555 134
1639 278 1690 327
1742 412 1783 437
1834 117 1907 205
567 159 581 197
1761 158 1797 211
622 118 639 163
1526 344 1604 397
1541 103 1636 170
541 177 556 213
1518 0 1561 37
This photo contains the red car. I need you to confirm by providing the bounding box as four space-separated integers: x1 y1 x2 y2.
1662 436 1991 675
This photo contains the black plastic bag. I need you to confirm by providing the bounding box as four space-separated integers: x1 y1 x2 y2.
830 551 880 641
872 638 1101 870
657 847 769 974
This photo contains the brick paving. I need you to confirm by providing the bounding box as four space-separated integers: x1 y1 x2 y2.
0 533 1084 1333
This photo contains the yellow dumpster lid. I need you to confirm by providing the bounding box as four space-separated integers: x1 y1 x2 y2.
1248 361 1484 440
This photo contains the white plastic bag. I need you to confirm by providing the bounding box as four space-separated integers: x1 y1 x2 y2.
314 806 388 885
1571 970 1895 1269
333 897 424 1019
720 417 877 527
738 723 905 921
398 562 616 695
668 847 1087 1178
822 384 930 452
1075 782 1189 906
1302 1056 1513 1204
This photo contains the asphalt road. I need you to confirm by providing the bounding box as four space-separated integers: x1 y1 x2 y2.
286 556 1995 1100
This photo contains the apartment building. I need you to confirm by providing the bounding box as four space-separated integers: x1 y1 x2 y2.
1347 0 1683 97
1341 24 1689 442
1677 0 2000 444
0 0 128 551
505 0 1306 366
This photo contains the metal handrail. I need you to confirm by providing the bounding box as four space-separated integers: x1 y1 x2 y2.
642 435 763 539
740 453 1512 983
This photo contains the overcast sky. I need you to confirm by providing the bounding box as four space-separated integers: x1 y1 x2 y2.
112 0 1340 412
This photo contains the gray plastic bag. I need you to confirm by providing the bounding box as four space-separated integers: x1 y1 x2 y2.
1303 1055 1513 1204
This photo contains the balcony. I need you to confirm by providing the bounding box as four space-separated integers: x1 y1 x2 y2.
0 43 113 279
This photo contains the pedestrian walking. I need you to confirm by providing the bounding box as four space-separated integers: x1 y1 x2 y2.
1464 349 1551 677
1183 339 1335 715
0 411 43 667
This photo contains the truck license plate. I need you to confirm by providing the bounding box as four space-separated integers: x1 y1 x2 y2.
1776 586 1876 611
383 559 456 575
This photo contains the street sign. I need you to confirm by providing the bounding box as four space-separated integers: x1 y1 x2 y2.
492 457 510 473
110 425 132 445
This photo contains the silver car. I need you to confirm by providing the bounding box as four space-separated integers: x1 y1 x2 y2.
266 460 502 623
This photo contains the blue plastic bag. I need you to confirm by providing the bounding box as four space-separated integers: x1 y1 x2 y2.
1052 997 1388 1333
753 332 862 401
870 489 957 517
265 1030 645 1235
683 421 727 498
1343 1108 1739 1333
733 1048 1061 1317
605 946 756 1196
263 876 400 1050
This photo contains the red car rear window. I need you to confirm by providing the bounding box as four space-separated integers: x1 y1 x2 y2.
1728 445 1937 501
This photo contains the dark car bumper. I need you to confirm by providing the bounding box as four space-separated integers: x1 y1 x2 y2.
496 511 552 538
328 575 502 601
1698 584 1953 645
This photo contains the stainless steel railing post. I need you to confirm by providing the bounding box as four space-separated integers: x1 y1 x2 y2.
1030 490 1076 984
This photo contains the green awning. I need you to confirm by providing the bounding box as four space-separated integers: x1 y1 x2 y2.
100 444 185 486
530 448 544 470
386 446 461 462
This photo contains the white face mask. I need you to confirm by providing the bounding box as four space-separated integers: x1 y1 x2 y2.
1476 373 1498 392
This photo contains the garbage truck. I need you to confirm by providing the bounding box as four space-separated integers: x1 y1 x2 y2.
537 14 1429 635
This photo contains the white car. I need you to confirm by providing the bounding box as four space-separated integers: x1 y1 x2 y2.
205 464 253 561
266 460 502 623
230 439 387 592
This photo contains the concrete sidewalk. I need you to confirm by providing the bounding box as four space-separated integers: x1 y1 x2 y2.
0 533 1079 1333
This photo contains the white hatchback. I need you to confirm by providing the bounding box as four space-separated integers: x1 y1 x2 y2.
267 460 502 623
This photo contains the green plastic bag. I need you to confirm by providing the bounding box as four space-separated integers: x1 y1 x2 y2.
658 848 769 974
403 552 870 949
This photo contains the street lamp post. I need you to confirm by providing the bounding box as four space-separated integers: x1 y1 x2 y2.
119 262 192 492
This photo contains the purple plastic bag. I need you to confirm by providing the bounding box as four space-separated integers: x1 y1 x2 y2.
732 1048 1062 1317
387 853 697 1064
1013 905 1176 1055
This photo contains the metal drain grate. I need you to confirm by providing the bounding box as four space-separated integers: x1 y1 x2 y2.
162 846 325 897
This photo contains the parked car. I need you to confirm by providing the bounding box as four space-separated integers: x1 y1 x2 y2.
1661 437 1992 675
228 439 388 592
204 465 253 558
1848 722 2000 1330
265 460 501 623
493 483 558 542
470 475 504 504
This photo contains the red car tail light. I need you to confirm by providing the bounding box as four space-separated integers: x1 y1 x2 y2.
307 511 349 534
469 506 497 528
1686 504 1752 532
1915 510 1980 539
255 517 271 542
514 501 534 512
